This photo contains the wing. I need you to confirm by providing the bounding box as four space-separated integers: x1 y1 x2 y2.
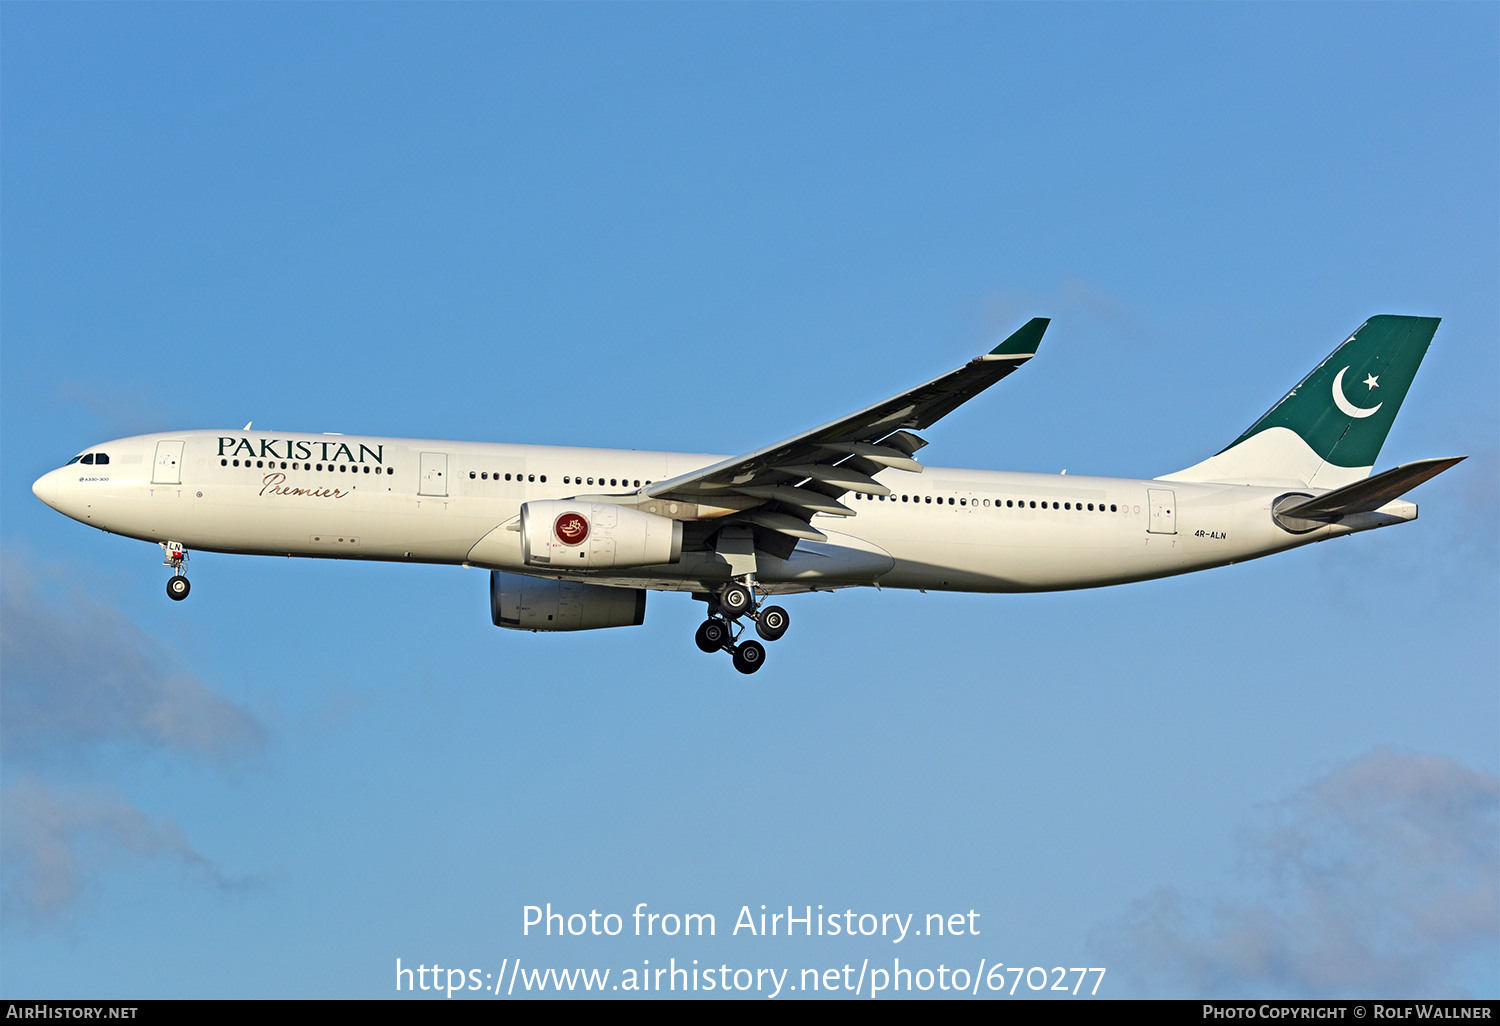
642 318 1048 554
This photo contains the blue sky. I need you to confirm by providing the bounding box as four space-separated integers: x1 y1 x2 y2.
2 4 1495 999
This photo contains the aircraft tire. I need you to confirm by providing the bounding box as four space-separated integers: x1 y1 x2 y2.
755 605 789 642
732 640 766 674
720 583 754 618
167 576 191 601
695 618 729 653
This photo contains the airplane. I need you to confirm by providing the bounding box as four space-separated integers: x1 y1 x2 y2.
32 314 1464 674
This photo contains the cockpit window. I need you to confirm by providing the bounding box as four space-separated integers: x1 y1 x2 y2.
94 453 109 465
81 454 95 465
66 455 83 465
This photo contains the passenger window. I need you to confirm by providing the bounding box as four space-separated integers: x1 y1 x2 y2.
948 497 954 505
540 475 546 483
587 477 594 485
470 472 477 479
960 498 966 506
528 475 535 482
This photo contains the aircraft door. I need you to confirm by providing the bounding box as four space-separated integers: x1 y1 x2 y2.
152 440 184 484
1147 488 1176 534
419 452 448 496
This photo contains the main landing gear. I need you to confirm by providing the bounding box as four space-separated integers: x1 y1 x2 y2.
694 580 790 675
161 541 191 601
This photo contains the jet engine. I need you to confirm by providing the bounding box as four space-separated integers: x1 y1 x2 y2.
519 500 682 569
490 571 646 631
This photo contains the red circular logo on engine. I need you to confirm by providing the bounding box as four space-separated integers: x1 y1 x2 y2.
554 511 590 546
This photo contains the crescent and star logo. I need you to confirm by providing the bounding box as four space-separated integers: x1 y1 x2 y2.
1332 366 1382 419
554 511 590 546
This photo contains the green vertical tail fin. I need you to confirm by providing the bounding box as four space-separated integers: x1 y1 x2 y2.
1162 315 1440 489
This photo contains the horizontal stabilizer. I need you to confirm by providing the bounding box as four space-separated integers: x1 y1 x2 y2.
1277 456 1465 521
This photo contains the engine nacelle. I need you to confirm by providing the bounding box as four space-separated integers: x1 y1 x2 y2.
490 571 646 631
520 500 682 569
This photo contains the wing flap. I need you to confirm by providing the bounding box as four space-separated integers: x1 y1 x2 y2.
773 464 890 495
735 485 855 516
742 510 828 542
820 441 924 472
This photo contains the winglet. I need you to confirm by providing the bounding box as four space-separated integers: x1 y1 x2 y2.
989 317 1049 357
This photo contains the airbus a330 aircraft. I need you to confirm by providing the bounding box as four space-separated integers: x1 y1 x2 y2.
33 315 1462 673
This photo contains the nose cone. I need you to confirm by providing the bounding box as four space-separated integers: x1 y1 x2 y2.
32 470 61 510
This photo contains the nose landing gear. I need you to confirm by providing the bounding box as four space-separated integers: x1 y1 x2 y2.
161 542 191 601
693 581 790 674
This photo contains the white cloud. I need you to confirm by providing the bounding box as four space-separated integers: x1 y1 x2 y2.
1098 749 1499 997
0 549 265 763
0 547 266 922
0 778 251 924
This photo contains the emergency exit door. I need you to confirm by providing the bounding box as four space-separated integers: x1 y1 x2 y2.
152 440 184 484
419 452 448 496
1147 488 1177 534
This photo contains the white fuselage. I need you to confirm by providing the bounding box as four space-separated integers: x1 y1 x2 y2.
32 430 1408 595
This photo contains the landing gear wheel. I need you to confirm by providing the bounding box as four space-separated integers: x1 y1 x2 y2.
732 639 766 675
720 583 754 618
166 576 191 601
755 605 789 642
695 618 730 653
